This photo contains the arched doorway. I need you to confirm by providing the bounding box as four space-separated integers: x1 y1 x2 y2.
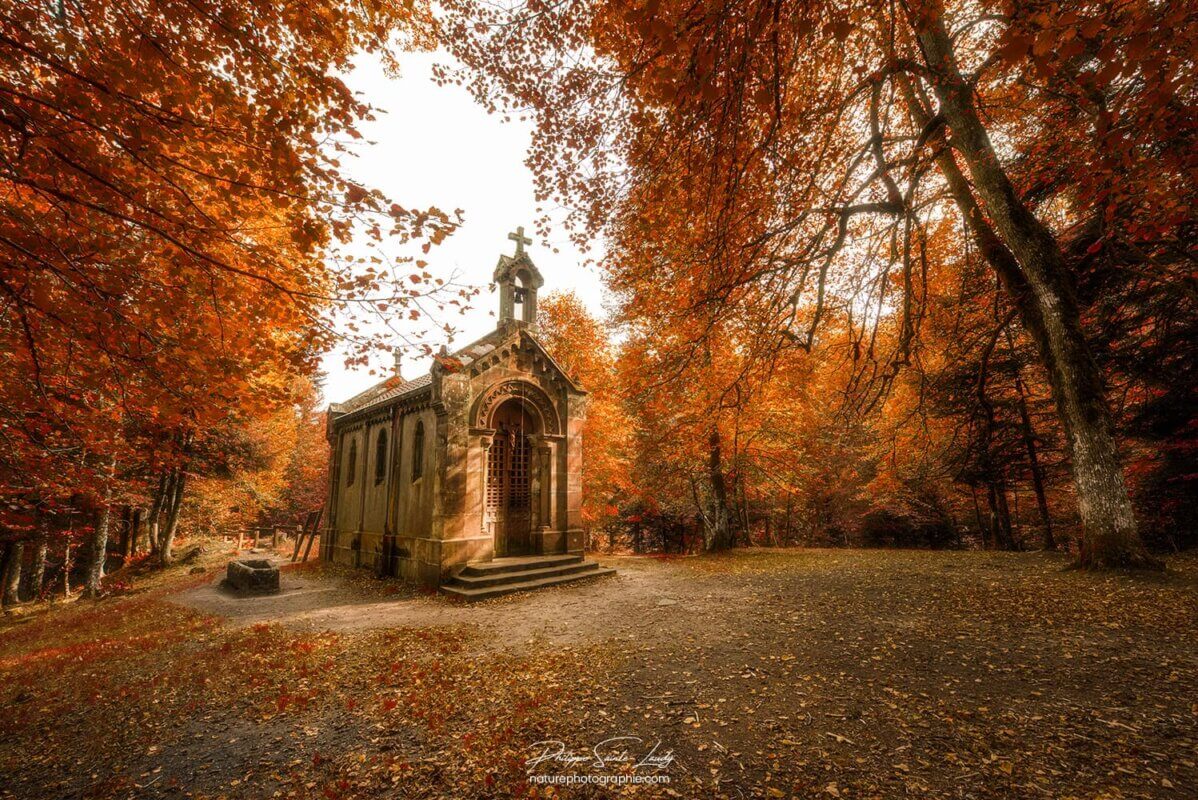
486 399 538 556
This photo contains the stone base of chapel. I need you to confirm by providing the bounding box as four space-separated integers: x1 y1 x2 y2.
529 527 585 555
327 527 585 587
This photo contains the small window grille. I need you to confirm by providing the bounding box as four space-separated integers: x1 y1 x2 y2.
411 420 424 481
374 429 388 485
345 438 357 487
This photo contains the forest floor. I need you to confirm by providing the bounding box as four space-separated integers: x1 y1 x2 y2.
1 546 1196 800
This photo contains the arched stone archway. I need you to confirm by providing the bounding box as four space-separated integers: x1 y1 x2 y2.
473 381 562 557
472 379 561 436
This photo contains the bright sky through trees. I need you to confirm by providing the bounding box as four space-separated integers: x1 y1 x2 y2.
320 51 608 402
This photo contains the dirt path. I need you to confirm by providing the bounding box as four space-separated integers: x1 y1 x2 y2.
171 554 742 649
4 548 1197 800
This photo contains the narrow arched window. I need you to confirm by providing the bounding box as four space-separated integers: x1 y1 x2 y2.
411 420 424 481
374 429 388 485
345 438 357 487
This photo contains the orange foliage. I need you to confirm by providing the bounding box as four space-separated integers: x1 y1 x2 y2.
442 0 1194 560
0 1 458 551
536 291 631 531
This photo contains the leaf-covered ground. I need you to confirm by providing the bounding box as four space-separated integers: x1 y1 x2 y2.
1 548 1196 799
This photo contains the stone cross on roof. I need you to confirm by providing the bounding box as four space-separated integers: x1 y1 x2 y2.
507 226 532 256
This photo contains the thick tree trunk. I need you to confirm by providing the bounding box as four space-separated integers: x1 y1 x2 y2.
118 506 132 560
147 472 169 556
82 504 112 599
83 456 118 599
909 16 1155 568
705 428 734 551
159 468 186 566
129 507 144 556
20 512 50 601
29 530 48 600
2 541 23 605
986 481 1017 551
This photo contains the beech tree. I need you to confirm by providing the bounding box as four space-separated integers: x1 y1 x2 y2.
442 0 1193 567
1 0 465 593
536 291 632 534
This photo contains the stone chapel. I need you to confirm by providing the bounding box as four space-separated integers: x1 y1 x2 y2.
322 229 604 594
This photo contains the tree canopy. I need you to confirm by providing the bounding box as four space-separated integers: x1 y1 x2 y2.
1 0 464 592
442 0 1196 566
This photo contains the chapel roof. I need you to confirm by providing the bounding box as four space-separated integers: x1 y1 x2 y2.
329 373 432 415
329 229 578 422
440 324 582 391
327 324 581 421
327 328 507 419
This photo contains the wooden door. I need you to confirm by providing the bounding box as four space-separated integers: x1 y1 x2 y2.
487 404 535 556
504 431 532 553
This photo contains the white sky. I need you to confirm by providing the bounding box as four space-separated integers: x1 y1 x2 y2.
319 50 608 403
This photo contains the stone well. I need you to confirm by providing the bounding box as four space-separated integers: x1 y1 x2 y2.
223 559 280 595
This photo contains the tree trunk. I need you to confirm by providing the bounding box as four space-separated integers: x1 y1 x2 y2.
83 456 118 599
62 542 73 596
976 314 1016 551
783 497 793 544
987 481 1016 551
30 532 48 601
736 471 750 545
147 472 169 556
1012 368 1056 550
970 485 989 546
119 506 133 560
909 15 1156 568
0 543 10 604
83 504 112 599
129 507 144 556
2 541 23 605
706 428 734 551
159 468 186 566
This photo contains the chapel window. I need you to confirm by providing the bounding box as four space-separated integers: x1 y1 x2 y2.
411 420 424 481
374 429 388 486
345 438 357 487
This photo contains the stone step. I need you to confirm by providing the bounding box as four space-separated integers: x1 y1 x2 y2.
451 559 599 588
441 565 617 601
459 553 583 578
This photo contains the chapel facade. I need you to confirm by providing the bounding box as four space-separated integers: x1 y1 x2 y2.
322 230 586 586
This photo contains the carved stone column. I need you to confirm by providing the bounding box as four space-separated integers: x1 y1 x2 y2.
478 434 493 535
527 433 542 533
525 435 556 553
538 442 552 536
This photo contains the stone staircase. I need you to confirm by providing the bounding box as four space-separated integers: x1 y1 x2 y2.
440 553 616 601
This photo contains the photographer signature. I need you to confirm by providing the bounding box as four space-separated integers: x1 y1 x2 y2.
526 736 676 773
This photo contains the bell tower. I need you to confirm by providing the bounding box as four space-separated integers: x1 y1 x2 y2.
494 226 545 328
